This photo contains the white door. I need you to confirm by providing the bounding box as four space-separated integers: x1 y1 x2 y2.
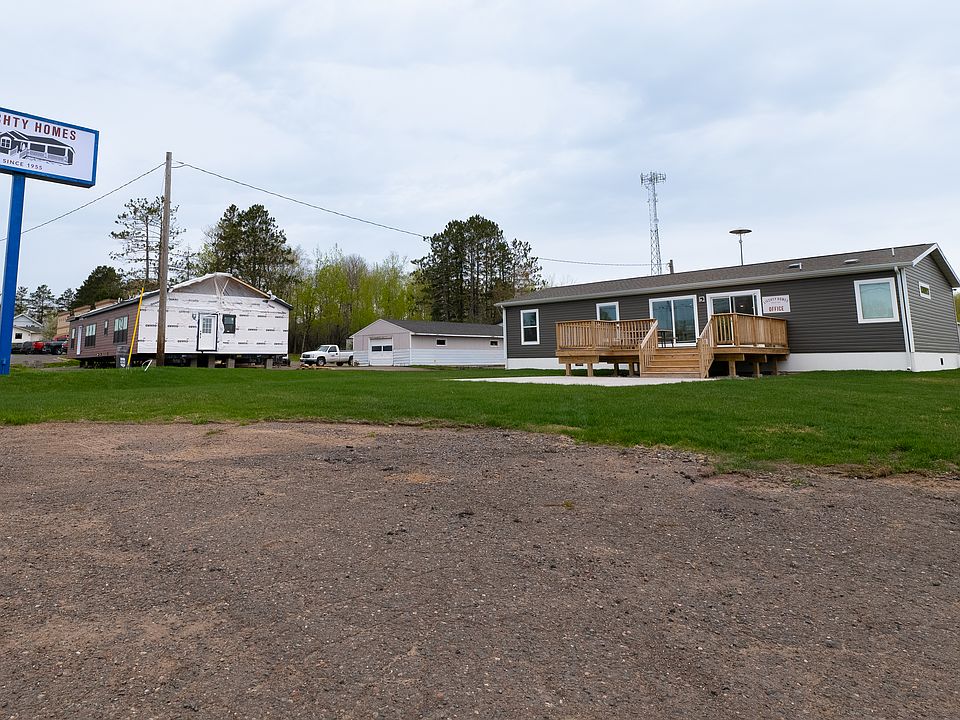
369 337 394 366
197 313 218 351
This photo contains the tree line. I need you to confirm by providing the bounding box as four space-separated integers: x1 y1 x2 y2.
25 197 545 344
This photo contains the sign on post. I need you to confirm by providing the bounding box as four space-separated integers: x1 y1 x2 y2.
0 107 98 187
0 107 99 376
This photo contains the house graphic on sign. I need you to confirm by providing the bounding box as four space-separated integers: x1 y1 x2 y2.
0 131 75 166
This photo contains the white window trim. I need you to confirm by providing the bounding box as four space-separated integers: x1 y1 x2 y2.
596 301 620 321
854 278 900 324
648 295 700 345
520 309 540 345
705 290 762 318
918 281 931 300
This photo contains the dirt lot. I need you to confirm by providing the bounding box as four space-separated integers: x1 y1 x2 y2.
1 422 957 719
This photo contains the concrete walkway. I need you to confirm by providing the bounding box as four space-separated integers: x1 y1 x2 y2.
457 375 712 387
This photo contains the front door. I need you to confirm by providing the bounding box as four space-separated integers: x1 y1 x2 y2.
650 296 698 344
197 313 218 351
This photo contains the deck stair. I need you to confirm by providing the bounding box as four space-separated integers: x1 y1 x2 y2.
641 347 703 378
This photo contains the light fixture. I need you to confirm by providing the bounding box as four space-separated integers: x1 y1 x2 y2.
729 228 752 265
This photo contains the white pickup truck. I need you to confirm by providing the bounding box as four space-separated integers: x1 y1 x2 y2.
300 344 354 366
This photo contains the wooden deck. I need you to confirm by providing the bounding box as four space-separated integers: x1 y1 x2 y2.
556 314 789 378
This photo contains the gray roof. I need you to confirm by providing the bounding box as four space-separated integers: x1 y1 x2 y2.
501 243 959 306
385 319 504 337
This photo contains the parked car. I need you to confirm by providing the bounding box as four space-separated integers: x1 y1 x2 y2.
300 344 354 366
20 340 37 354
44 340 67 355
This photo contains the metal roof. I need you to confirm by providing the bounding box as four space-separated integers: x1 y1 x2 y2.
500 243 959 306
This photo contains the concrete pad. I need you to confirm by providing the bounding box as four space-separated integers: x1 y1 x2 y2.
456 375 712 387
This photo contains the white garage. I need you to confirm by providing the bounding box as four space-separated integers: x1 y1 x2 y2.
350 319 504 367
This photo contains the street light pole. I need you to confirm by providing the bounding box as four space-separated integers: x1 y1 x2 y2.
729 228 752 266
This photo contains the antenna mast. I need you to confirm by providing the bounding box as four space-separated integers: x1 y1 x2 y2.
640 172 666 275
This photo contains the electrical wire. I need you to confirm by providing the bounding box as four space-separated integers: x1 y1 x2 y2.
539 257 652 267
179 162 426 238
2 159 650 269
0 163 166 243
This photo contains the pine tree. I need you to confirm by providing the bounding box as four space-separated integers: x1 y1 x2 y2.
109 197 184 288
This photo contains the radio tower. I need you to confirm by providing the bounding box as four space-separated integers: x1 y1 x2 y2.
640 172 666 275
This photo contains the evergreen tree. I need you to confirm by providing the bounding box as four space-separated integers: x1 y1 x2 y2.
109 196 184 289
413 215 542 324
27 285 56 323
14 286 29 315
56 288 77 312
199 204 299 298
75 266 125 309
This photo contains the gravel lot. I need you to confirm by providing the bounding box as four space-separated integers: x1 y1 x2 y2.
1 422 957 719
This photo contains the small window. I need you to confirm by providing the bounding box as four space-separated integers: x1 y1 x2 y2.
104 319 110 336
596 302 619 321
0 137 10 149
854 278 899 323
223 314 237 333
201 316 214 334
84 323 97 347
113 316 129 344
14 332 22 340
436 338 446 346
918 282 931 300
490 340 499 346
520 309 539 345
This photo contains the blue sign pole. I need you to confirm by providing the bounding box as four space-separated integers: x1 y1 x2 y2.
0 174 27 377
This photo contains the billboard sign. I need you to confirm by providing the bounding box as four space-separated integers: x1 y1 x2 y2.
0 106 98 187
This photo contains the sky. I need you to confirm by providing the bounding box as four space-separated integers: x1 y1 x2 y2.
2 0 959 297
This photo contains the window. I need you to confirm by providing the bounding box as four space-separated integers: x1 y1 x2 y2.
520 309 539 345
84 323 97 348
104 319 110 336
222 314 237 333
113 316 129 344
1 137 10 149
70 328 76 349
201 316 214 334
918 282 931 300
854 278 899 323
14 332 22 340
436 338 446 346
490 340 499 346
706 291 760 317
596 302 619 321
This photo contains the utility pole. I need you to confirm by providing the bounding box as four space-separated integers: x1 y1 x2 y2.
156 152 172 367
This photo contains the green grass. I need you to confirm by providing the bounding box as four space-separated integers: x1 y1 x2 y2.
2 365 958 473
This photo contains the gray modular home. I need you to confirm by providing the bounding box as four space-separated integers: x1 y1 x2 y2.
499 243 960 375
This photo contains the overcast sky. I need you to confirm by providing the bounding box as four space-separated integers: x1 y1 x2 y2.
2 0 959 297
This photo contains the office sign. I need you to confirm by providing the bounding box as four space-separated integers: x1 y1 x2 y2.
762 295 791 314
0 107 98 187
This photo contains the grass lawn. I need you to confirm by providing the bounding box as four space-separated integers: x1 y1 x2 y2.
2 366 958 472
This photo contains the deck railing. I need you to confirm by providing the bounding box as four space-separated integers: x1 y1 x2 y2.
556 318 657 351
638 320 659 373
696 319 716 378
711 313 788 348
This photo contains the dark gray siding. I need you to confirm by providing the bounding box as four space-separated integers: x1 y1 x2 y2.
506 271 906 358
905 255 960 353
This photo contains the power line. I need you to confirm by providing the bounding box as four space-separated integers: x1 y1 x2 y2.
2 159 650 270
1 163 166 244
179 162 426 238
539 257 652 267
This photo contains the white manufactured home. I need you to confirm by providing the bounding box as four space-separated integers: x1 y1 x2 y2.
350 319 504 367
69 273 289 367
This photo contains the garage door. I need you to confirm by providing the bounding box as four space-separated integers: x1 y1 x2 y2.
369 337 394 366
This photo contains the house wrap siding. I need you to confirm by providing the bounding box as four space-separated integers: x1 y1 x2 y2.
506 271 906 358
905 255 960 353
